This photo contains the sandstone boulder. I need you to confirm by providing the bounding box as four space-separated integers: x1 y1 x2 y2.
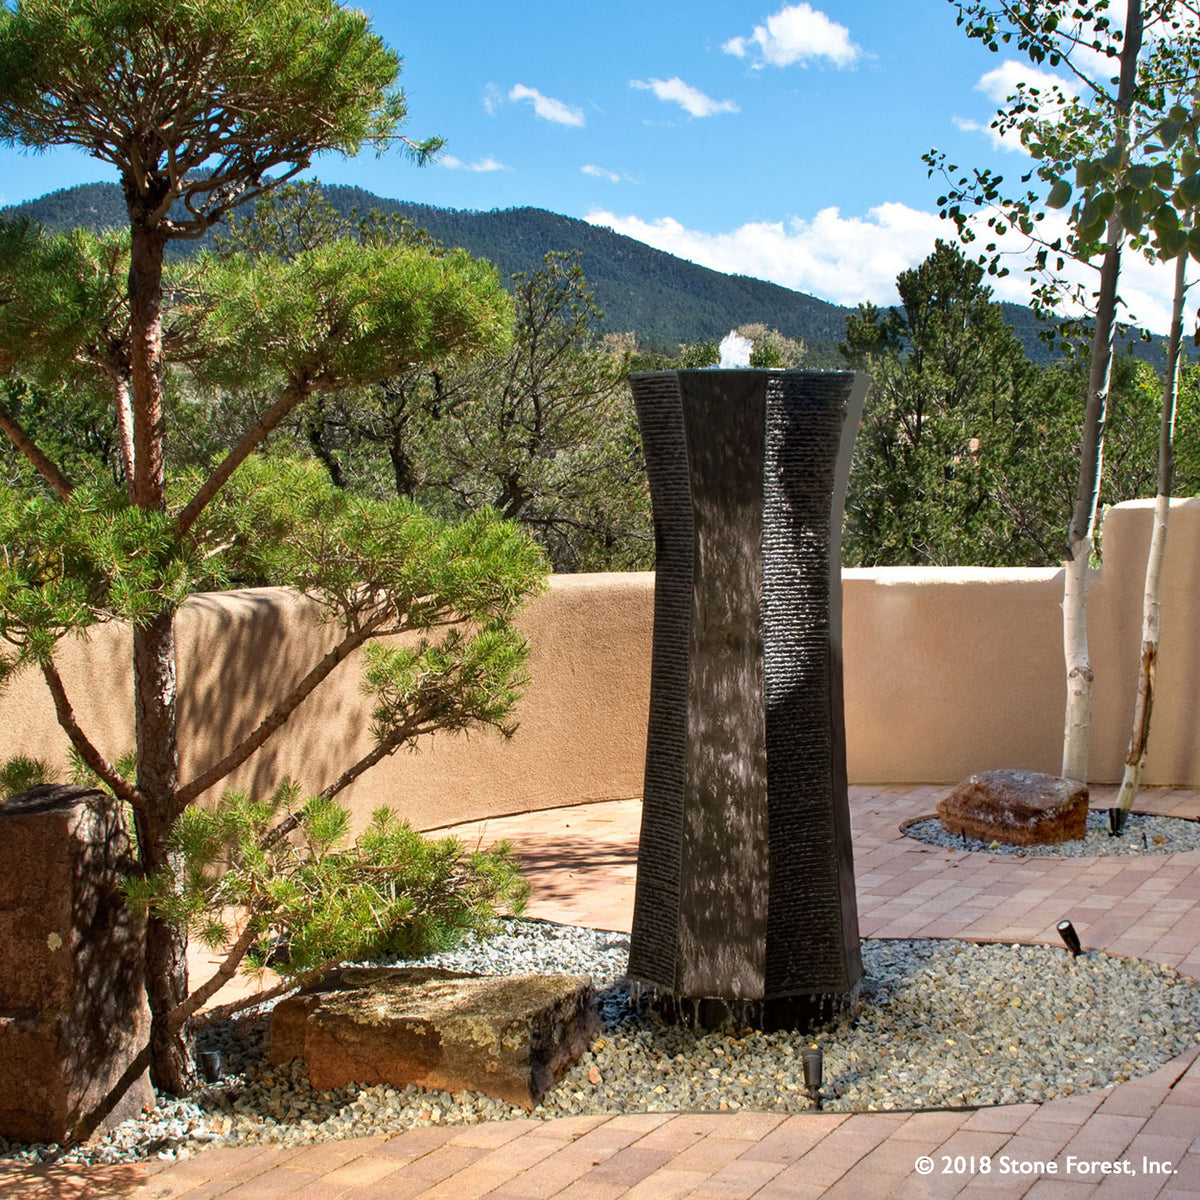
936 770 1089 846
270 967 600 1109
0 786 153 1145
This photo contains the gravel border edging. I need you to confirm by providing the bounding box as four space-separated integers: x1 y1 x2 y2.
4 920 1200 1167
901 810 1200 857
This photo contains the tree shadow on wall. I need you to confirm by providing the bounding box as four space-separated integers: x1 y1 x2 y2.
175 590 359 805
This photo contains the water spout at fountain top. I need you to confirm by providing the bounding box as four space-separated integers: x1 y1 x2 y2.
717 330 752 368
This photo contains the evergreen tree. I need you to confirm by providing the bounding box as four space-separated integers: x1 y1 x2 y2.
0 0 542 1095
840 241 1044 565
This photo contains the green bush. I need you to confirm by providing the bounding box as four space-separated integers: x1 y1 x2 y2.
122 781 529 983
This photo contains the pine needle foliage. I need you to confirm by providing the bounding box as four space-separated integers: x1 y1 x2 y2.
0 477 208 681
122 781 529 990
0 752 53 799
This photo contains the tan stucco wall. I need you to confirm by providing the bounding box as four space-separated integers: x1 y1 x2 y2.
3 498 1198 830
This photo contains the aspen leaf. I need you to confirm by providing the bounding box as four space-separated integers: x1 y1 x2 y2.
1162 228 1189 258
1118 201 1144 233
1046 178 1072 208
1175 173 1200 209
1159 120 1184 148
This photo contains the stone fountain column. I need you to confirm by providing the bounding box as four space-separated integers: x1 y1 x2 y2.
628 369 868 1029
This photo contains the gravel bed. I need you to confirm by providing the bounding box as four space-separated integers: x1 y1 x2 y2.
903 810 1200 856
5 919 1200 1167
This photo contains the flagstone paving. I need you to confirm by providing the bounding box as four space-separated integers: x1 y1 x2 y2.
3 783 1200 1200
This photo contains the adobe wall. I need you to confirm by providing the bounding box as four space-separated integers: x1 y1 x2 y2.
2 497 1197 830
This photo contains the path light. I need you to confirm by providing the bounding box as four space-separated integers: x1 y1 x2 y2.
802 1046 824 1108
199 1050 223 1083
1057 920 1083 957
1108 807 1126 836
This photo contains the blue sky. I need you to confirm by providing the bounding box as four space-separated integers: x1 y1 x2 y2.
0 0 1182 333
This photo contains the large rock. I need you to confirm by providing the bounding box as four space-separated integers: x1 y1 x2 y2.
270 967 600 1109
0 786 153 1145
936 770 1089 846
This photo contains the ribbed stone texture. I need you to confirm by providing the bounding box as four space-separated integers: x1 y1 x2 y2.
628 369 868 1029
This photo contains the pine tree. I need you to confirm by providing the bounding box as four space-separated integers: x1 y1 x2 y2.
0 0 544 1095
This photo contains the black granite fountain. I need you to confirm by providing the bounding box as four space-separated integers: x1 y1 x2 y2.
627 367 869 1030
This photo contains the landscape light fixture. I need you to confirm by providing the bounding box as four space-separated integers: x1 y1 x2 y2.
1108 807 1126 837
802 1046 824 1108
1057 920 1082 957
199 1050 223 1083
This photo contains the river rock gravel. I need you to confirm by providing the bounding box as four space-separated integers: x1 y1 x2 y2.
4 920 1199 1167
904 810 1200 856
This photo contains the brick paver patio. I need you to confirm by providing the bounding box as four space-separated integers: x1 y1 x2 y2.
3 783 1200 1200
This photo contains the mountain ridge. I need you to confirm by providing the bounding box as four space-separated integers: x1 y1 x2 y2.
2 180 1169 370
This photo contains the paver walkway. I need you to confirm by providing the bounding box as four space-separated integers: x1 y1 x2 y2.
4 783 1200 1200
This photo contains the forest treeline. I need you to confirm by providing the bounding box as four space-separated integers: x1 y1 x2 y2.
3 186 1196 572
3 179 1171 370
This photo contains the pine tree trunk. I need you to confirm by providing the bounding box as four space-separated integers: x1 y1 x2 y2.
1059 0 1143 783
127 214 191 1093
1115 248 1186 823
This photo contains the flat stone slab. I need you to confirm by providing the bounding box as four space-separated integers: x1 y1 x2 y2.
269 967 600 1109
936 770 1089 846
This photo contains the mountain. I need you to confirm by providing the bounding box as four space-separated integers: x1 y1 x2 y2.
2 181 1171 370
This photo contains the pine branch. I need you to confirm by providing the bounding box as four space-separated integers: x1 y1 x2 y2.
110 373 136 503
186 957 342 1029
0 402 74 500
177 380 311 535
174 609 393 806
39 658 146 810
166 921 261 1033
316 715 424 802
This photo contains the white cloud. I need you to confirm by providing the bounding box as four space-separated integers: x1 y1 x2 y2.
586 204 941 307
976 60 1079 105
956 61 1080 154
723 3 860 69
582 164 638 184
629 77 739 118
584 204 1182 335
508 84 585 127
952 115 1014 153
439 154 509 173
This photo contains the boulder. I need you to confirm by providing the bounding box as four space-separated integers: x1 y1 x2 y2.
936 770 1089 846
0 786 153 1145
269 967 600 1109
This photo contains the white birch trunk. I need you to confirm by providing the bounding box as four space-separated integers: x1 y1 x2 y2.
1061 537 1094 783
1058 0 1143 783
1114 247 1186 821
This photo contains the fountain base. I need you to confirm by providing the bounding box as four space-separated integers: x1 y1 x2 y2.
629 980 864 1033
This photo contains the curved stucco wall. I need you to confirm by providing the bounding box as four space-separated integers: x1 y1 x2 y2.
2 498 1198 830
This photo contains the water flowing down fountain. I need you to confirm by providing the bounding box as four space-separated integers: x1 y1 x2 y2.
628 365 869 1029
